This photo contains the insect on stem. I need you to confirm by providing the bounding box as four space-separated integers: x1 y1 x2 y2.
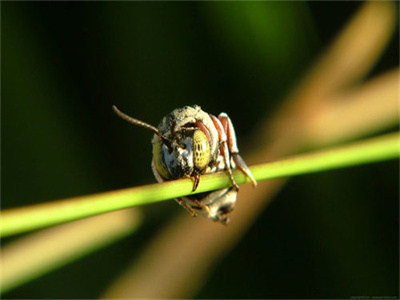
112 104 256 225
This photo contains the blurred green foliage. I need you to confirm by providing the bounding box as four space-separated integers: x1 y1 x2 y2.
2 1 398 299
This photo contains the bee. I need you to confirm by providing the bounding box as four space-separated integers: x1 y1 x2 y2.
113 105 256 224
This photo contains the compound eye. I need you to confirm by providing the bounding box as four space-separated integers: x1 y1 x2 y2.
193 129 211 170
152 138 171 179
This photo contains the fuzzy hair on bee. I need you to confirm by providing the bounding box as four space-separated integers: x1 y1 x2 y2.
113 105 256 225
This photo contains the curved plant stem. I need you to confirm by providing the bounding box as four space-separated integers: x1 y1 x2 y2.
1 132 398 238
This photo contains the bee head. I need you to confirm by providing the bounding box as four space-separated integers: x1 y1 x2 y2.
152 127 211 180
113 105 213 181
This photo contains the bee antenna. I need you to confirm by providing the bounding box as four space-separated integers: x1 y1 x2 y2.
112 105 172 149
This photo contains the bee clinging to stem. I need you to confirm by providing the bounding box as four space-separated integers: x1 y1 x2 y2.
113 105 256 225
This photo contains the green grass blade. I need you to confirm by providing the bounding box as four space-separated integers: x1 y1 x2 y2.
1 132 398 238
248 131 399 182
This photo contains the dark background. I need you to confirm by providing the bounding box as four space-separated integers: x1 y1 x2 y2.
2 2 399 299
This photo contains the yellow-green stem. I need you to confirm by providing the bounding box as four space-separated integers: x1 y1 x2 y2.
1 132 398 238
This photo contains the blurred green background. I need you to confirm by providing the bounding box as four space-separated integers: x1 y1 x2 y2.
2 1 398 299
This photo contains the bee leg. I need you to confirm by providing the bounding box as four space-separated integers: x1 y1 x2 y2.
231 153 257 187
192 199 211 217
175 198 197 217
209 114 239 190
220 142 239 190
192 174 200 192
218 113 257 187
